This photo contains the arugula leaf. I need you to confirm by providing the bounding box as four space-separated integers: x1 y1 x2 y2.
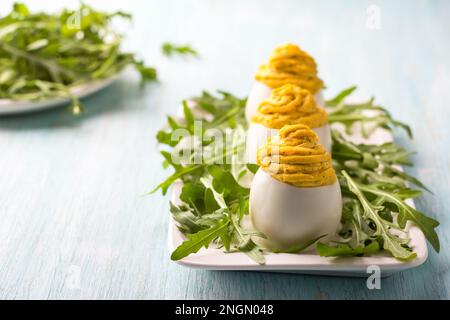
316 241 380 257
183 100 195 133
150 164 202 195
332 130 429 191
170 202 201 234
357 184 440 252
179 182 205 212
326 85 357 107
207 165 249 203
274 234 327 254
171 217 230 261
342 171 417 260
246 164 260 174
13 3 30 17
133 61 157 81
204 188 222 213
200 175 227 209
162 43 198 57
327 87 412 138
230 215 265 264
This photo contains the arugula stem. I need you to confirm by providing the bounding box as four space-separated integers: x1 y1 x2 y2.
0 42 80 82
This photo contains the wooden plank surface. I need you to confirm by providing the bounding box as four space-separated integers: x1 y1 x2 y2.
0 0 449 299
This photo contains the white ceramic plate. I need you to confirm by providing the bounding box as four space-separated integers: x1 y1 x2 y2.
167 109 428 277
0 75 118 115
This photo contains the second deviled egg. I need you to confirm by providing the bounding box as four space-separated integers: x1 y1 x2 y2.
250 124 342 251
246 43 325 122
246 84 331 163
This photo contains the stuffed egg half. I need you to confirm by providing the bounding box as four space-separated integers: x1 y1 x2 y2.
246 43 325 122
249 124 342 251
246 84 331 163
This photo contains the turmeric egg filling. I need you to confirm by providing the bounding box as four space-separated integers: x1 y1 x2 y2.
251 83 328 129
254 43 324 93
257 124 336 188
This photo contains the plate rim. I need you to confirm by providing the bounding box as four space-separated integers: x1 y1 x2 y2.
0 73 120 115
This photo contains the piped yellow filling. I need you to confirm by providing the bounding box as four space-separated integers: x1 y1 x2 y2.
255 43 324 93
251 84 328 129
257 124 336 188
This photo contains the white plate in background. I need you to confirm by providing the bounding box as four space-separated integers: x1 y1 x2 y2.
0 75 118 115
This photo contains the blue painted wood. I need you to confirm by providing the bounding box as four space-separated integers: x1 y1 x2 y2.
0 0 449 299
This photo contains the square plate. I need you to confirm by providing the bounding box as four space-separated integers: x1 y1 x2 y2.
167 122 428 277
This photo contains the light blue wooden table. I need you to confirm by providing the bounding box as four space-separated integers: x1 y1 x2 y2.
0 0 449 299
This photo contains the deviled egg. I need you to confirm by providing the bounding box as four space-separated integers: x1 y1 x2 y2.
246 43 324 122
246 84 331 163
249 124 342 251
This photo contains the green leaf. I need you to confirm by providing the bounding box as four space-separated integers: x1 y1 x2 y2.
274 234 327 254
362 152 378 169
150 164 201 195
171 218 230 261
204 188 221 213
156 130 177 146
162 42 198 57
196 209 228 227
200 176 227 209
134 61 157 81
387 167 432 193
179 182 205 209
13 3 30 17
237 237 265 265
326 85 357 107
391 119 413 139
170 202 201 234
328 87 411 138
160 150 181 171
182 100 195 132
230 215 265 264
246 163 259 174
342 171 417 260
316 241 380 257
357 184 440 252
208 165 249 202
167 116 182 130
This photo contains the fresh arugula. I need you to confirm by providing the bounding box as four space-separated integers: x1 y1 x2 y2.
316 241 380 257
0 3 157 114
154 91 265 264
323 87 440 259
154 86 440 263
171 217 230 261
355 183 439 252
327 86 412 138
162 42 198 57
341 171 417 260
274 235 327 254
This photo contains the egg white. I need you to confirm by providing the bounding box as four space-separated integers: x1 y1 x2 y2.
245 123 331 164
245 82 325 122
249 169 342 251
